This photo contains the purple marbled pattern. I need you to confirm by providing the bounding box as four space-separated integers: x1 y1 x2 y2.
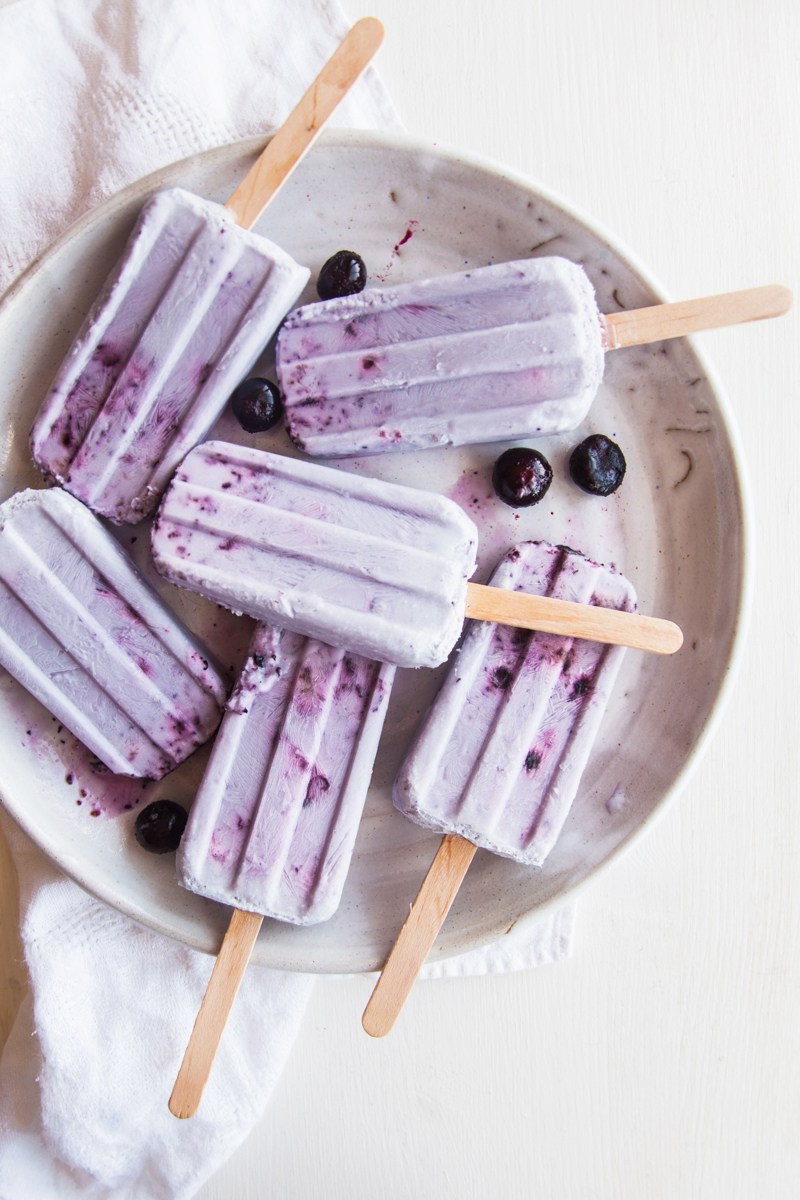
276 256 604 458
30 188 309 525
177 624 395 925
0 488 227 780
20 718 154 817
393 541 636 867
151 441 478 669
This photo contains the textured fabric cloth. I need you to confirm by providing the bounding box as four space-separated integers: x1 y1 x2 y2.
0 819 314 1200
0 0 399 292
0 2 573 1195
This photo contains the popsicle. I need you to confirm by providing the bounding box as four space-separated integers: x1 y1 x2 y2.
0 488 227 779
275 256 792 457
178 623 395 924
362 540 635 1036
151 441 683 668
29 18 385 524
169 622 394 1118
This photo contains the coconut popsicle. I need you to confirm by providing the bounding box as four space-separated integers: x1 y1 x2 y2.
178 622 395 925
29 18 384 524
151 442 682 668
0 488 227 780
30 188 309 525
275 256 791 457
393 540 635 865
169 621 394 1119
363 540 636 1036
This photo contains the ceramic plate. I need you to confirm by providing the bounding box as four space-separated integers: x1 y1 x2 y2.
0 130 749 972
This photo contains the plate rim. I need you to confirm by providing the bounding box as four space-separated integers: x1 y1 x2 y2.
0 127 753 971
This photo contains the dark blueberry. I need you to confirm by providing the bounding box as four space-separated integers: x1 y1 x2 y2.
492 666 512 690
134 800 188 854
492 447 553 507
569 434 627 496
317 250 367 300
304 770 331 807
230 378 283 433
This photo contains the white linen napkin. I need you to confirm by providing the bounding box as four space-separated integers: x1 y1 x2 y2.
0 1 574 1196
0 816 314 1200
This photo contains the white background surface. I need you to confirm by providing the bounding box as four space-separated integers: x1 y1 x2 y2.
1 1 799 1197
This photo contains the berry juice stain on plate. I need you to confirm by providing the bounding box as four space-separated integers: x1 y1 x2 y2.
23 717 154 817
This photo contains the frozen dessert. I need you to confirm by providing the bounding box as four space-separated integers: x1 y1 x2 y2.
394 540 635 864
276 258 791 457
151 441 478 669
31 188 309 524
0 487 226 779
278 256 600 455
178 622 395 925
31 18 387 532
362 540 637 1036
152 442 681 667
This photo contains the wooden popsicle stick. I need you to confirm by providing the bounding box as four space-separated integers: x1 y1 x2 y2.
464 582 683 655
168 25 385 1116
601 283 792 350
362 834 477 1038
225 17 384 229
169 908 264 1119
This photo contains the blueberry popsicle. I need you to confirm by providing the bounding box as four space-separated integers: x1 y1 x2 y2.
151 442 682 667
362 541 635 1036
29 18 384 524
276 256 791 457
178 623 395 925
394 541 634 865
170 622 394 1119
31 188 309 525
0 488 226 779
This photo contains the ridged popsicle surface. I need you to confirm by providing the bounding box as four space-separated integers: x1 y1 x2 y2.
178 624 395 925
151 442 478 669
31 188 309 524
393 541 635 866
0 488 227 779
277 256 603 457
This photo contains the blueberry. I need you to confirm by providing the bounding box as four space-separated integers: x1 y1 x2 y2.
317 250 367 300
569 434 627 496
134 800 188 854
230 378 283 433
492 447 553 507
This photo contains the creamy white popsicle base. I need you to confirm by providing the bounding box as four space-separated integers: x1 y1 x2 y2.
31 188 309 524
393 541 635 866
276 256 604 457
178 623 395 924
151 441 478 669
0 488 227 779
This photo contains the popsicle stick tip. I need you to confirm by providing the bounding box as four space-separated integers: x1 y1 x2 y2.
662 620 684 655
168 1093 197 1120
728 283 793 318
741 283 793 319
771 284 793 315
361 1008 392 1039
353 15 385 42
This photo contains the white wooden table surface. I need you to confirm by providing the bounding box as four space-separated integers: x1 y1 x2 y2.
2 2 798 1197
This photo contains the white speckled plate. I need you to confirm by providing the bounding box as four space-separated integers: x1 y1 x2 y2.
0 130 750 972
